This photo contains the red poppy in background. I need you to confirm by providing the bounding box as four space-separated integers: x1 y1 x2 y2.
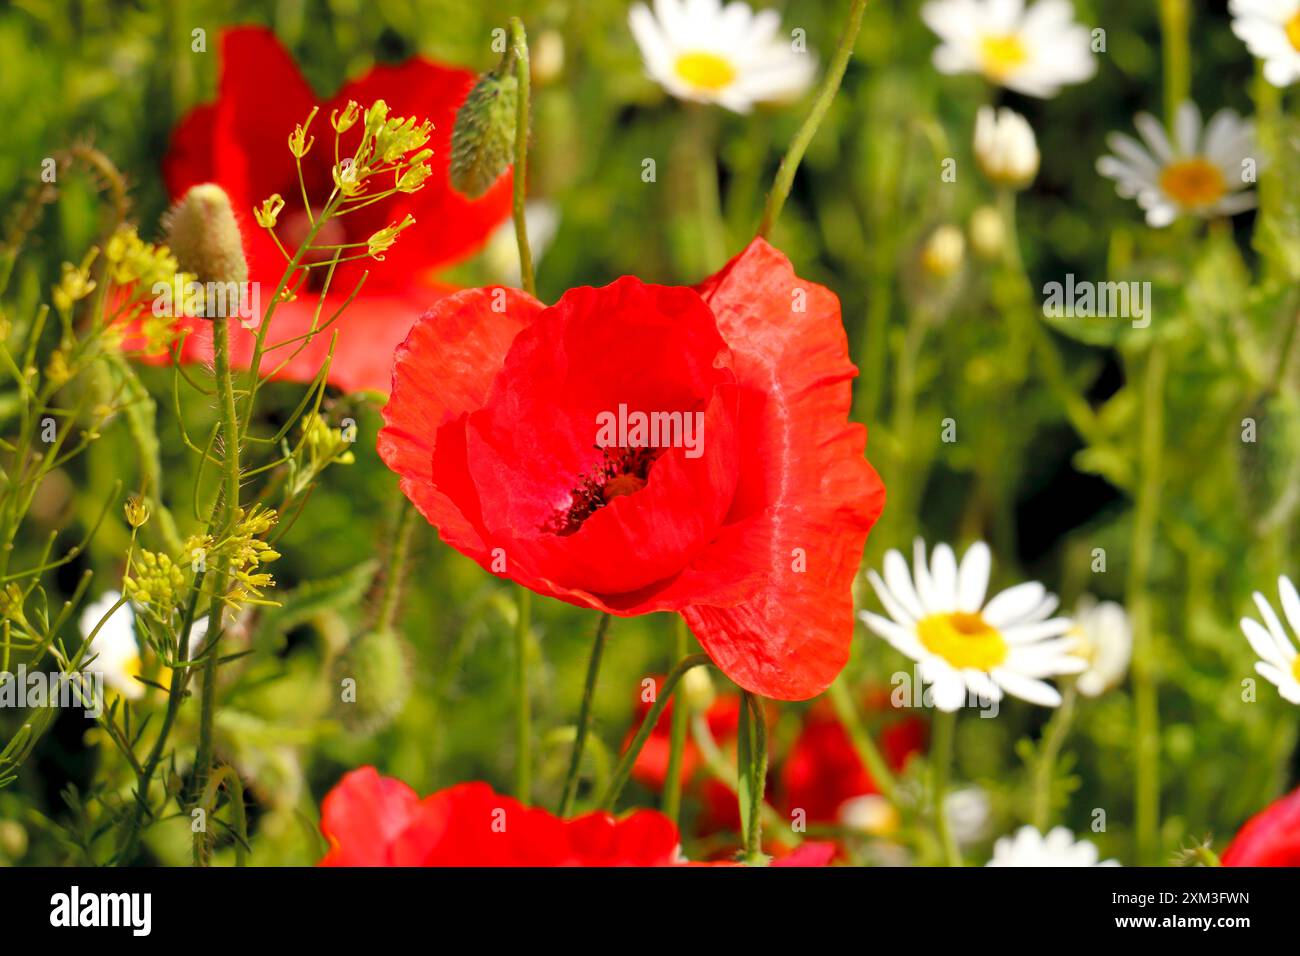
160 26 512 393
320 767 680 866
780 693 926 825
1221 784 1300 866
378 239 885 700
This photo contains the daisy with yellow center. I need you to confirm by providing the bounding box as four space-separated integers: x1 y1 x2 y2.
986 825 1119 866
860 540 1085 712
1230 0 1300 88
1071 596 1132 698
1239 575 1300 705
628 0 815 113
1097 101 1257 228
921 0 1096 98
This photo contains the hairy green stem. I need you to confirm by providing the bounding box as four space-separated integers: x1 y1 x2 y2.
559 613 612 816
376 500 416 633
739 691 769 864
758 0 870 237
508 18 535 297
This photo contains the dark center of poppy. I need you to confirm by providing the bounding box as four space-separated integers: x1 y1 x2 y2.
543 446 661 536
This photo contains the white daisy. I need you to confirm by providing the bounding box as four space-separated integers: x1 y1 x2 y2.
1239 575 1300 705
1230 0 1300 88
986 825 1119 866
860 539 1085 712
973 106 1039 189
1071 596 1132 698
921 0 1097 98
78 590 143 700
1096 101 1257 228
628 0 815 113
945 786 993 846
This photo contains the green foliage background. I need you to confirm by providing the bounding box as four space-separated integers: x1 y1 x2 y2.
0 0 1296 865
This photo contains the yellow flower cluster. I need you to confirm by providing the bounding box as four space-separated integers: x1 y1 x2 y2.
124 550 187 612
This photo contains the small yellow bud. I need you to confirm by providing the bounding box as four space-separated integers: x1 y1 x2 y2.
288 107 320 158
920 224 965 279
968 205 1006 261
255 194 286 229
331 100 361 134
367 215 415 260
124 495 151 529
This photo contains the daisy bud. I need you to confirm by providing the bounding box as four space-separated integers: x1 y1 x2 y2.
123 494 151 529
331 100 361 134
254 194 285 229
920 224 965 279
968 205 1005 261
681 664 716 713
973 106 1039 190
164 184 249 302
531 29 565 84
449 71 517 199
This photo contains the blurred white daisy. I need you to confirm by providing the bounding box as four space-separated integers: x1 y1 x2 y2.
78 590 143 700
860 539 1085 712
628 0 815 112
986 825 1119 866
1239 575 1300 705
1230 0 1300 88
1071 596 1132 697
921 0 1097 98
1096 101 1257 228
973 106 1039 189
483 201 559 286
945 786 993 846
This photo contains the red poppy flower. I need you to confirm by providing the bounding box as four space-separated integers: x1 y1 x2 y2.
319 767 680 866
158 26 511 393
1221 785 1300 866
378 239 885 700
780 695 926 825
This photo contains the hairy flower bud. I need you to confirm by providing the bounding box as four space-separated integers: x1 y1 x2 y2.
449 71 517 199
333 628 412 733
164 184 249 312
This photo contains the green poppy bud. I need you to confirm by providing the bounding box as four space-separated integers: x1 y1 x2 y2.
449 71 517 199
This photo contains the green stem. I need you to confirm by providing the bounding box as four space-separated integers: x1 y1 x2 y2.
662 618 691 825
931 708 961 866
1157 0 1191 126
757 0 870 238
507 17 535 297
559 613 612 816
740 691 768 864
376 500 416 633
600 653 711 811
1129 345 1166 865
198 765 248 867
193 313 242 866
826 678 900 805
1031 680 1078 831
514 584 532 803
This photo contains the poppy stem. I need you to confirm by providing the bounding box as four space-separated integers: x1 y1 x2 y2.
599 653 712 812
826 678 900 806
558 612 612 816
739 691 769 865
931 708 962 866
514 584 532 803
661 618 691 825
507 18 536 297
375 499 417 634
757 0 870 239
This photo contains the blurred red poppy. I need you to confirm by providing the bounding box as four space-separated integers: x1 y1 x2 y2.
378 239 885 699
780 694 926 825
319 767 679 866
1221 784 1300 866
158 26 511 393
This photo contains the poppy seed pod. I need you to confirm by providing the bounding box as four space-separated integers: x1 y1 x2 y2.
163 183 248 310
449 71 518 199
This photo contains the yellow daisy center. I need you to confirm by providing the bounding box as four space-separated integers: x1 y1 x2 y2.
1287 12 1300 52
1158 158 1227 208
674 51 737 92
979 33 1028 80
1292 655 1300 684
917 611 1009 671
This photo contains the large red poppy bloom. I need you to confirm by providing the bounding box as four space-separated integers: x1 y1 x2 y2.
378 239 884 700
160 26 511 393
320 767 680 866
1221 785 1300 866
